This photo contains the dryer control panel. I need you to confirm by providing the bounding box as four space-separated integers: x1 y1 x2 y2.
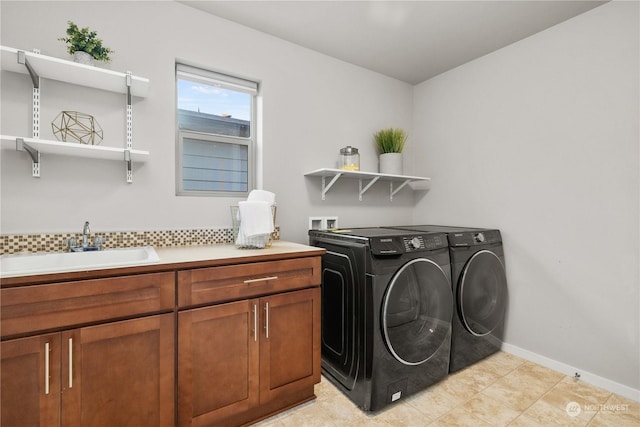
448 230 502 247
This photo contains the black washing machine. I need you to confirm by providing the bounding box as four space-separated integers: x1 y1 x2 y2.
308 227 453 411
391 225 508 373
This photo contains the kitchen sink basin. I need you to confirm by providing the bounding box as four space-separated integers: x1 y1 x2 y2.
0 246 160 277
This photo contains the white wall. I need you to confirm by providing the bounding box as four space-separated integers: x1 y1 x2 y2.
0 1 415 243
412 1 639 396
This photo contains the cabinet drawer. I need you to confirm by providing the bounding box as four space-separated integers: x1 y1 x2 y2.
178 257 320 307
1 272 175 338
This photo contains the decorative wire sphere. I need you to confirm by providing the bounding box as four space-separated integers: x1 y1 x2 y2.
52 111 103 145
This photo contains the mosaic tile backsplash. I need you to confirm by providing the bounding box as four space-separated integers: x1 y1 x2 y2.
0 227 281 255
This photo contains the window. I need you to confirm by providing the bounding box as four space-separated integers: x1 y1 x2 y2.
176 63 258 196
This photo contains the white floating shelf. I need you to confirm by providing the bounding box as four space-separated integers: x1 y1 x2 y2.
1 46 149 97
1 135 149 161
305 168 431 201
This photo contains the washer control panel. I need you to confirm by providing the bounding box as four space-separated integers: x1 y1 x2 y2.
402 233 448 252
403 236 424 251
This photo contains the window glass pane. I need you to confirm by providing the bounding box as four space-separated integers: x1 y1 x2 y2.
177 78 251 138
182 137 249 193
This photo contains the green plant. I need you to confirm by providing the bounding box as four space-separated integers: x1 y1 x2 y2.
374 128 407 153
58 21 114 62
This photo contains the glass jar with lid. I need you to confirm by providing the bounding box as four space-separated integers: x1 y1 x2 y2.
339 146 360 171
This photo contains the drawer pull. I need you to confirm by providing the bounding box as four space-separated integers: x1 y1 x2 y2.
44 342 50 395
243 276 278 284
68 338 73 388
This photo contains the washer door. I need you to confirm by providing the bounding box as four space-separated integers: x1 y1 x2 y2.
458 250 508 336
382 258 453 366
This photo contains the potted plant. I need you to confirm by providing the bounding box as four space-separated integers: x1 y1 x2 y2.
59 21 114 65
374 127 407 175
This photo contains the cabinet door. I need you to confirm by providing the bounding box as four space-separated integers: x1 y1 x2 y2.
61 314 174 427
260 287 321 404
178 299 259 426
1 333 61 427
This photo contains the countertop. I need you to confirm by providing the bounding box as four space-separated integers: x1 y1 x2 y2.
0 241 325 287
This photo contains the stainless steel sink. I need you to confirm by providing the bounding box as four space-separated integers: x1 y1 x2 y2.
0 246 160 277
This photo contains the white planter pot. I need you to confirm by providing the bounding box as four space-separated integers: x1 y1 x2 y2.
379 153 403 175
73 51 95 66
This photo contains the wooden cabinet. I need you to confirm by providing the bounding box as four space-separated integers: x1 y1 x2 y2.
1 272 175 338
178 257 321 426
178 299 259 426
1 333 61 426
1 273 175 427
62 314 174 427
258 288 321 405
177 257 320 307
1 246 323 427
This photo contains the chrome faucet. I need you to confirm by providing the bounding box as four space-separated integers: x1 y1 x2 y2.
82 221 91 248
64 221 104 252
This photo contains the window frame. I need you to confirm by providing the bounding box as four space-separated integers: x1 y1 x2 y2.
175 63 258 197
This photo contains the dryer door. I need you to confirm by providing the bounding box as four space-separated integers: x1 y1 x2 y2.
382 258 453 366
458 250 508 336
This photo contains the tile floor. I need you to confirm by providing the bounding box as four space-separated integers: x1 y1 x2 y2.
254 352 639 426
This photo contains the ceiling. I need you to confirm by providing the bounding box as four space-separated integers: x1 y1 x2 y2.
178 1 607 85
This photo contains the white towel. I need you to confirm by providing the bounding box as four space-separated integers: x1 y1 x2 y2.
248 190 276 206
235 201 274 248
239 201 273 237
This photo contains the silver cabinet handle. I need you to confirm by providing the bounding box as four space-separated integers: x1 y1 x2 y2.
44 342 50 395
264 302 270 339
244 276 278 284
68 338 73 388
253 304 258 342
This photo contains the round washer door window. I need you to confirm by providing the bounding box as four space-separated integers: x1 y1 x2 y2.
382 258 453 366
458 250 508 337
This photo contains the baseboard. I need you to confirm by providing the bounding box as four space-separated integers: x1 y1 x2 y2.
501 342 640 403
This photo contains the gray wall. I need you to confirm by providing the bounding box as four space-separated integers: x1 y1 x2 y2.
411 1 639 396
0 1 416 241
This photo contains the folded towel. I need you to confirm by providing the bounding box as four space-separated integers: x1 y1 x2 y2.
248 190 276 206
235 201 274 248
239 201 273 237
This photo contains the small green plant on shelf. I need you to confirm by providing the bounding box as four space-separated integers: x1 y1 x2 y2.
58 21 114 62
374 127 407 153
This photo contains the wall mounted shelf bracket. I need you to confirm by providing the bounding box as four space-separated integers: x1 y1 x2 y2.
125 71 133 183
16 138 40 177
124 150 132 183
359 176 380 201
17 49 41 139
390 179 413 201
305 168 431 202
321 173 342 200
18 50 39 87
